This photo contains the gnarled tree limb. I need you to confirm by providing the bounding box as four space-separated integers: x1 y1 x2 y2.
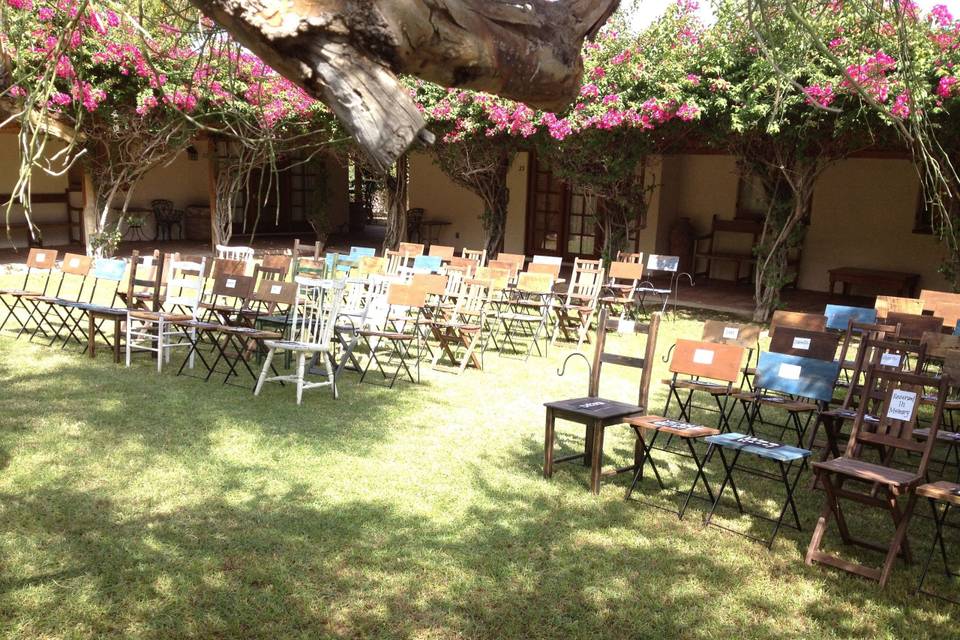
189 0 619 171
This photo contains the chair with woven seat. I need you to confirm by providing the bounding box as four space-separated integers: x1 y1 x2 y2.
254 278 345 403
126 255 207 372
806 367 950 587
544 308 661 494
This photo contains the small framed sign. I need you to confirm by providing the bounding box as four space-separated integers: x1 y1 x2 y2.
886 389 917 422
693 348 715 365
226 278 236 289
68 257 80 268
270 284 283 295
36 253 46 263
880 353 902 368
791 337 811 350
722 326 740 340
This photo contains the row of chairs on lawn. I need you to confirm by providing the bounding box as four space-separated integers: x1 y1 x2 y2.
0 244 681 405
544 298 960 595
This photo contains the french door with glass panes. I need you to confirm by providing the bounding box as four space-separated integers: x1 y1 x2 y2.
525 156 600 260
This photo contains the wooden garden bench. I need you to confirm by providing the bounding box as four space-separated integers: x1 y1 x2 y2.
829 267 920 297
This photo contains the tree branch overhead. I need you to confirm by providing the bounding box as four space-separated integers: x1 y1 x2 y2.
189 0 620 171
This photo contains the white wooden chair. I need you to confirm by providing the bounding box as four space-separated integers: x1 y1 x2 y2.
255 278 345 403
126 256 207 372
430 279 491 374
462 247 487 268
215 244 255 263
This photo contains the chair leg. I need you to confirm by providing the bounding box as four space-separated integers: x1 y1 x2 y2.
125 316 132 367
254 349 276 396
296 354 306 405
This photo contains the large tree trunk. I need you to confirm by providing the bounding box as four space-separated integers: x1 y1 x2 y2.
189 0 619 171
382 155 409 252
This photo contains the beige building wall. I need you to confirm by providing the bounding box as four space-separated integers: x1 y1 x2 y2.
407 150 529 254
0 132 72 248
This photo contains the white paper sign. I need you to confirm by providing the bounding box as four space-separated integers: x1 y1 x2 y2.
68 257 80 268
778 363 802 380
792 337 811 350
880 353 902 368
693 348 715 365
226 278 236 289
646 255 658 269
36 253 46 263
618 319 636 334
270 284 283 295
722 326 740 340
886 389 917 422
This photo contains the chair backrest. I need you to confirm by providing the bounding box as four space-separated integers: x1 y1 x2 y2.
474 266 510 291
92 258 127 282
532 255 562 266
885 311 944 341
357 256 387 277
919 331 960 360
292 238 323 260
252 279 298 310
412 255 443 273
489 259 520 282
215 244 254 262
165 256 207 315
26 247 58 271
919 289 960 313
824 304 877 332
496 252 526 272
931 302 960 331
768 328 840 361
845 367 948 473
410 273 448 297
608 260 644 283
349 246 377 259
836 320 899 369
565 258 605 306
644 254 680 273
701 320 761 350
259 254 292 280
875 295 924 318
839 336 926 411
428 244 456 260
462 247 487 267
448 256 478 276
126 250 164 311
387 282 427 309
291 278 344 346
617 251 644 264
60 253 92 277
588 308 661 408
670 339 744 383
754 351 840 403
398 242 425 257
769 310 827 334
210 273 255 305
526 261 561 279
213 258 248 279
516 271 554 295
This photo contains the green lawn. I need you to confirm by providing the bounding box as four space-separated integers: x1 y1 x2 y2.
0 281 956 638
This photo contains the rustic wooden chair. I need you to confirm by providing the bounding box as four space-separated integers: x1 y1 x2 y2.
544 308 661 494
29 253 92 345
359 283 427 387
662 339 745 432
126 255 207 372
255 254 292 283
617 251 644 264
398 242 425 258
914 479 960 603
913 348 960 479
462 247 487 268
292 238 323 261
255 278 345 403
885 311 945 343
496 271 555 360
429 279 491 374
551 257 605 349
701 319 762 388
806 367 949 587
0 248 58 336
599 260 644 321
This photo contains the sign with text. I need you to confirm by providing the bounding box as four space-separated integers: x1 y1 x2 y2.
722 326 740 340
791 337 811 350
886 389 917 422
778 363 802 380
880 353 902 368
734 435 783 449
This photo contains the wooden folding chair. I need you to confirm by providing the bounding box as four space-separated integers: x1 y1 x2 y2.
29 253 92 345
885 311 944 344
599 260 644 320
806 367 950 587
551 257 604 349
496 271 554 360
428 244 455 261
635 254 681 315
359 283 426 387
701 319 761 389
661 339 744 432
447 256 478 277
0 248 58 337
876 295 924 318
68 258 128 362
495 252 525 281
462 247 487 267
430 279 491 374
544 308 661 494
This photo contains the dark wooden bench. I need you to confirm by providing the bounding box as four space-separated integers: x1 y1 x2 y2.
1 190 83 246
828 267 920 297
694 215 760 282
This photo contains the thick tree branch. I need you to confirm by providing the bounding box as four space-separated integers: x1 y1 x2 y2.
189 0 619 171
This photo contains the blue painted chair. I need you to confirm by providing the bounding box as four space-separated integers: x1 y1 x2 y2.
349 246 376 259
824 304 877 332
735 351 840 447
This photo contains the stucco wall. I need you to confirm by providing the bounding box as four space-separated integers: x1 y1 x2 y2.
407 150 528 254
0 132 71 248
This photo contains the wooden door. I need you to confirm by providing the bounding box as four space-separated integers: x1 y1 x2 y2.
526 159 566 256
